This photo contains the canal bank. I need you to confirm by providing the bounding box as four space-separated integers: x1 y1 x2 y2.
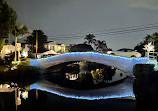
133 64 158 111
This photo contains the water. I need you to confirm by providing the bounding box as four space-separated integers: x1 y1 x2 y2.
0 80 136 111
0 63 158 111
30 77 135 100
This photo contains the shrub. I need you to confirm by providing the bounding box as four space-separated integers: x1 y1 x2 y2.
0 65 40 87
133 64 154 78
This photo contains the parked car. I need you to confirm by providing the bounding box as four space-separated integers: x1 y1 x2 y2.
107 48 141 57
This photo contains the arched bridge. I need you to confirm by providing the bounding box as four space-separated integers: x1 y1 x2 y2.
29 52 150 76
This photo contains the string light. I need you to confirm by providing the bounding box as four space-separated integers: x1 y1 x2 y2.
30 52 150 76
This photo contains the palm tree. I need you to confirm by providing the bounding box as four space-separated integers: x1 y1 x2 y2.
96 40 108 53
84 34 96 45
84 34 108 52
12 23 32 61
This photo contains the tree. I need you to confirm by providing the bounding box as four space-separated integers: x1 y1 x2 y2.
12 23 31 38
0 0 17 50
12 23 32 61
134 32 158 56
78 71 94 89
84 34 96 45
96 40 108 53
25 30 47 53
69 44 93 52
84 34 108 53
134 42 146 57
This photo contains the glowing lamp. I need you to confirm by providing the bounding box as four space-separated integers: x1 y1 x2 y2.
58 47 61 50
21 51 28 58
6 49 10 53
21 91 28 99
143 42 155 52
107 51 112 54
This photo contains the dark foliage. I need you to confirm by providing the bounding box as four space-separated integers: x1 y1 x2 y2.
25 30 47 52
0 65 40 87
134 32 158 56
69 44 93 52
0 0 17 38
0 0 17 50
84 34 108 52
133 65 158 111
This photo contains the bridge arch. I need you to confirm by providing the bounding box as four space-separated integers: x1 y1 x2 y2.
30 52 150 76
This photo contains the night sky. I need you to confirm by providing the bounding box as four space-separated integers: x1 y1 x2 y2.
6 0 158 50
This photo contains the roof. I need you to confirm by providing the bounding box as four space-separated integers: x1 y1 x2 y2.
69 44 94 52
44 41 54 43
40 50 60 55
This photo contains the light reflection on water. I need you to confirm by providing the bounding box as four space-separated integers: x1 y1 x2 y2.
0 75 135 110
1 63 158 111
30 77 135 100
0 63 137 111
0 66 135 100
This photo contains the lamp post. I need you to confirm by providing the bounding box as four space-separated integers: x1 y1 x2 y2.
36 30 38 59
35 30 39 99
14 28 18 62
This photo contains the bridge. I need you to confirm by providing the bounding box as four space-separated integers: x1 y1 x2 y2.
29 52 150 76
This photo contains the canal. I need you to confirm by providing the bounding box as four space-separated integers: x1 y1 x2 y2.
0 62 158 111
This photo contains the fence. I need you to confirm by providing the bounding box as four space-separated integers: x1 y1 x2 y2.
149 52 158 62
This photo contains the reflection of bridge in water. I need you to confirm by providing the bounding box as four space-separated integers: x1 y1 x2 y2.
29 52 150 76
30 78 135 100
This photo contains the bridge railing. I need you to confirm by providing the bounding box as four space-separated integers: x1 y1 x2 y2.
149 52 158 62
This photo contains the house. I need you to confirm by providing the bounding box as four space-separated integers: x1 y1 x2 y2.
65 73 78 80
44 41 66 53
0 43 22 58
38 50 60 59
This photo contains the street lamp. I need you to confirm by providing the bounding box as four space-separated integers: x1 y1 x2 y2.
6 49 10 53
